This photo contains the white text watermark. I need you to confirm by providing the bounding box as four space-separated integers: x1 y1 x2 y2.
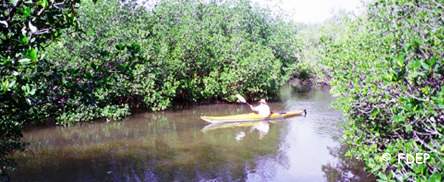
381 153 430 164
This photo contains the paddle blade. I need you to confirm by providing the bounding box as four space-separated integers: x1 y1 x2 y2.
235 94 247 103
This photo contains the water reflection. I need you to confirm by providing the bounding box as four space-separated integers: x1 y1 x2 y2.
12 104 283 182
202 120 271 141
322 145 376 182
11 87 374 181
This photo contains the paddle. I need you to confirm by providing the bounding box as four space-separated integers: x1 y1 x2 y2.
235 94 252 107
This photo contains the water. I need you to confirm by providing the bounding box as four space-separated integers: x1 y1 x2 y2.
11 87 374 181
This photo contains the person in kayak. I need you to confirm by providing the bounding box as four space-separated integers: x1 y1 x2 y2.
249 99 271 117
249 99 271 140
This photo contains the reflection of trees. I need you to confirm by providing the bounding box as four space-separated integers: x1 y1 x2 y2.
12 112 283 181
322 145 376 182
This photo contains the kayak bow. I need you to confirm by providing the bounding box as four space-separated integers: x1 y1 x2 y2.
201 109 306 124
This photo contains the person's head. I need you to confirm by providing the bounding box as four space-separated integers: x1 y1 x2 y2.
259 99 267 104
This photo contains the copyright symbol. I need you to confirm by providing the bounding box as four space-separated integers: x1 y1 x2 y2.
381 153 391 162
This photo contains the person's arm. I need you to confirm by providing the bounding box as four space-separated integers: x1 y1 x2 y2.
249 104 258 113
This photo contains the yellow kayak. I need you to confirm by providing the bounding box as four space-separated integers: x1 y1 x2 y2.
201 110 306 124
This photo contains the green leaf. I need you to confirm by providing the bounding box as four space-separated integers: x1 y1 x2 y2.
393 112 407 124
20 35 29 45
409 60 421 70
21 84 36 96
428 173 441 182
29 87 36 95
405 125 413 133
1 80 10 92
8 79 16 88
26 48 38 62
396 54 405 67
413 164 426 174
21 6 32 18
427 57 436 67
420 61 430 70
116 44 125 50
37 0 48 8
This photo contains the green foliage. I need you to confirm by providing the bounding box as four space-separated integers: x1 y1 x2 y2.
41 0 301 121
0 0 79 176
56 104 130 126
321 0 444 180
1 0 302 176
292 61 315 80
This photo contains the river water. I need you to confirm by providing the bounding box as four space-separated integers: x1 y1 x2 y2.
11 87 374 181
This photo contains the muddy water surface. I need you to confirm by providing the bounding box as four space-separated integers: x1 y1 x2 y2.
12 87 374 181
